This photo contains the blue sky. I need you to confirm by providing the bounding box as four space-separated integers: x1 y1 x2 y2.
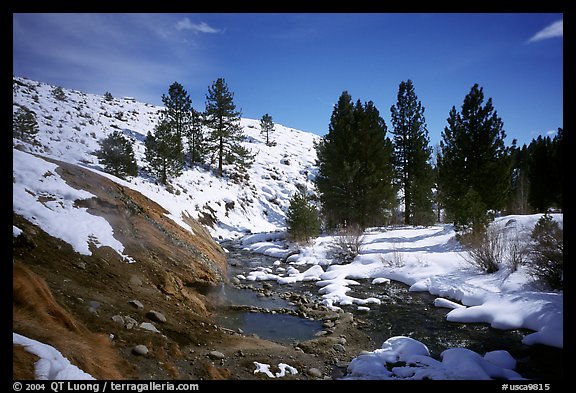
13 13 563 147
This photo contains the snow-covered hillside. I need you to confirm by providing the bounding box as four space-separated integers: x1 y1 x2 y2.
12 76 320 240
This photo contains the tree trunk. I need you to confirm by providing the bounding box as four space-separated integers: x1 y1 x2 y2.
218 135 223 177
404 191 411 225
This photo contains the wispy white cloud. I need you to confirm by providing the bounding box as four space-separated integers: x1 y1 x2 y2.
12 14 215 105
175 18 221 34
527 19 563 43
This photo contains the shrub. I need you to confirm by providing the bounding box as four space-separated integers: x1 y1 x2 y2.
460 226 504 273
506 229 529 272
52 86 66 101
333 224 364 263
528 213 563 289
13 106 39 142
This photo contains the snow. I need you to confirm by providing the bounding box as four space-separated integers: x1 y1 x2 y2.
345 336 523 380
13 225 23 237
433 297 465 309
253 362 298 378
239 215 563 355
13 332 96 380
12 149 132 261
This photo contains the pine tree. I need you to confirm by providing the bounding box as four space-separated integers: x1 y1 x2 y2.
13 106 39 142
144 119 184 185
315 91 395 229
315 91 357 228
204 78 254 177
552 128 564 210
437 84 511 234
162 82 192 141
286 186 320 242
508 142 531 214
527 135 563 212
390 80 435 226
350 100 396 228
104 92 114 102
95 130 138 179
185 108 207 165
260 113 276 146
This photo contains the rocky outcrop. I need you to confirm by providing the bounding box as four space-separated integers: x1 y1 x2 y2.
53 157 227 291
13 155 229 379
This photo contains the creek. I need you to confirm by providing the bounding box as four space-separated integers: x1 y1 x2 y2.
214 243 562 379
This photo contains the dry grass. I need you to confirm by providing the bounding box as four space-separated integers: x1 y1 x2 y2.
13 263 126 379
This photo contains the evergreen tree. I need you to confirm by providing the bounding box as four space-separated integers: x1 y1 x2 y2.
553 128 564 210
315 91 357 228
260 113 276 146
13 106 39 141
185 108 207 165
162 82 192 141
390 80 435 226
286 186 320 242
350 100 396 228
144 119 184 184
507 142 531 214
527 134 562 212
204 78 254 177
95 130 138 179
315 91 395 229
104 92 114 102
437 84 511 234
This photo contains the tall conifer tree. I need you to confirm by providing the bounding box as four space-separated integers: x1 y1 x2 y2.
315 91 357 228
186 108 206 165
437 84 511 233
315 92 395 229
161 82 206 167
162 82 192 141
204 78 254 177
390 80 435 225
144 120 184 185
351 100 396 228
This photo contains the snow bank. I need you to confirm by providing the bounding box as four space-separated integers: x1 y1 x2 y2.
345 336 523 380
253 362 298 378
12 149 130 261
13 333 95 380
240 215 563 349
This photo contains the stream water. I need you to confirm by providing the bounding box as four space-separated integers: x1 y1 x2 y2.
216 243 562 379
